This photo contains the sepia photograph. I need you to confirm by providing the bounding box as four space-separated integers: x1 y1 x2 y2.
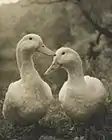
0 0 112 140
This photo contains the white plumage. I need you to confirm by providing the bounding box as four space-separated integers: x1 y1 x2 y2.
2 34 54 125
45 47 109 132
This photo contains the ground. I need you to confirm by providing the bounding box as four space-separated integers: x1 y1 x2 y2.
0 94 112 140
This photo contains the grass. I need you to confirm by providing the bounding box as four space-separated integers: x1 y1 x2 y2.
0 93 112 140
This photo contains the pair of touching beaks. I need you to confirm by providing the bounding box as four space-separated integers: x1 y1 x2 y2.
41 46 59 76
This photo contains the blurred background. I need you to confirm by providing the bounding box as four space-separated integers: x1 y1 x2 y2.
0 0 112 139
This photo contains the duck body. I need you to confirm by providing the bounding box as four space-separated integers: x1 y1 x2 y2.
2 34 54 125
3 75 52 125
59 75 107 122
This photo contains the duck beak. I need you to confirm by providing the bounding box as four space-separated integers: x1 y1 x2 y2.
38 45 55 56
44 62 60 75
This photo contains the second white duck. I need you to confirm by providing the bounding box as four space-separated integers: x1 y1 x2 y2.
45 47 109 137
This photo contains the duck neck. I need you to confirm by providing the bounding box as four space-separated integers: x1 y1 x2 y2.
65 63 85 85
16 48 39 79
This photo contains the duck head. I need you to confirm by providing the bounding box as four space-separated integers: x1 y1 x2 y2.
17 34 55 56
44 47 82 75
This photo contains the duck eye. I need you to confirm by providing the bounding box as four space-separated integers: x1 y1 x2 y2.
62 52 65 55
42 45 44 47
29 37 32 40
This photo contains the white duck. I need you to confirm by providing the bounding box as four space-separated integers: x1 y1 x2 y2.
2 34 54 125
45 47 109 138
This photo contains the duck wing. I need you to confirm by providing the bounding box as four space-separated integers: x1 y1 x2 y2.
2 80 24 123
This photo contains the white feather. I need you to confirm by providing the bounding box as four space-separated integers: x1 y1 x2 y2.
2 34 53 125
